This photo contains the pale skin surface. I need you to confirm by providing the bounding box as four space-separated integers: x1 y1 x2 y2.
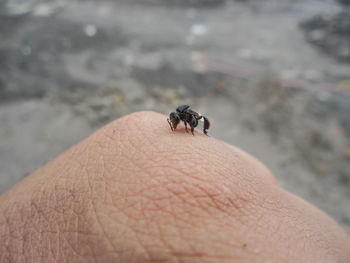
0 112 349 263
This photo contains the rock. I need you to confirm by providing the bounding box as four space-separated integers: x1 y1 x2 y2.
300 12 350 63
337 0 350 6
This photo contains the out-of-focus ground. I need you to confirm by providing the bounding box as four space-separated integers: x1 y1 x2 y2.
0 0 350 231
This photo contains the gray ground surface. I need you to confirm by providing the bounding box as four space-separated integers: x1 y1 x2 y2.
1 0 350 232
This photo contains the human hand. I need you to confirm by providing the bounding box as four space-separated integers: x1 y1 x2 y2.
1 112 349 262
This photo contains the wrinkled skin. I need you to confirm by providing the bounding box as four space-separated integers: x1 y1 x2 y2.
0 112 349 263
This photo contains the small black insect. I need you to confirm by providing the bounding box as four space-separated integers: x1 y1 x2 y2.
167 105 210 135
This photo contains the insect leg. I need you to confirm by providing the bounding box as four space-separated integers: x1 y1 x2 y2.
167 118 173 131
184 121 189 133
190 124 195 135
190 115 198 135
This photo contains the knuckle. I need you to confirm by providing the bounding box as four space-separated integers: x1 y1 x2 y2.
90 112 266 224
81 112 276 261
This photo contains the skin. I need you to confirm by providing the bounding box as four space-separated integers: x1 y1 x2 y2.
0 111 349 263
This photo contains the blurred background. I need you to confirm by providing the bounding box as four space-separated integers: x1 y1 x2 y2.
0 0 349 231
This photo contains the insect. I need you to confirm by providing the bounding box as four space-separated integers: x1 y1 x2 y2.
167 105 210 135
